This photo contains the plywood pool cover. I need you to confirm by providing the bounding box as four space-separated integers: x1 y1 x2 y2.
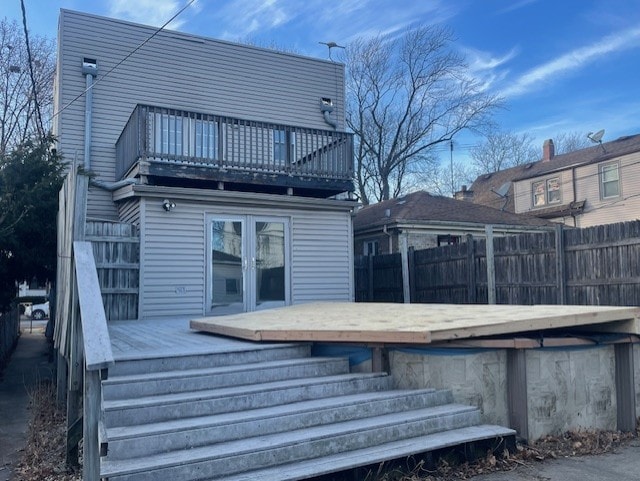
190 303 640 344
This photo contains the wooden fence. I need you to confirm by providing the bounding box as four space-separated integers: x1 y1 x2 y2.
85 221 139 321
0 305 19 369
355 220 640 306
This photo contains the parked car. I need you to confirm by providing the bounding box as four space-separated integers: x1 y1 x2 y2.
30 301 49 320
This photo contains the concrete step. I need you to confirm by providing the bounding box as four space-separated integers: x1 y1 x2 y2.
106 389 454 460
103 357 349 400
103 373 392 427
101 404 488 480
218 425 517 481
109 343 311 376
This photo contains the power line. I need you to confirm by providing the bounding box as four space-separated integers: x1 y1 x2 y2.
49 0 196 123
20 0 44 139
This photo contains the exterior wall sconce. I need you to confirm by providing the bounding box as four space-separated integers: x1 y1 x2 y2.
162 199 176 212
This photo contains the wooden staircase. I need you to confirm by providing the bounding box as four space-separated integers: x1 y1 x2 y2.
99 339 515 480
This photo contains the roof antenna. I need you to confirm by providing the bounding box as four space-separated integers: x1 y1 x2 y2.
587 129 606 153
319 41 345 61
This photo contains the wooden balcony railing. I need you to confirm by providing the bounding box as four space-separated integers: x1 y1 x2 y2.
116 105 354 186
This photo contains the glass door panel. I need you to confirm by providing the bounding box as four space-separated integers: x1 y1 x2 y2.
210 219 244 315
255 221 286 309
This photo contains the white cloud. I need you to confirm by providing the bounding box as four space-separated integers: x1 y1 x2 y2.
501 26 640 98
217 0 292 39
107 0 191 29
462 47 518 92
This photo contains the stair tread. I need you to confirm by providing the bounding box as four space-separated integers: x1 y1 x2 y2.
216 425 516 481
112 341 307 362
103 372 389 410
101 404 481 476
105 357 345 385
107 388 442 439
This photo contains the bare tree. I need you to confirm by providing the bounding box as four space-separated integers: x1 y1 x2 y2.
553 131 590 154
344 25 500 204
470 130 538 175
0 18 55 156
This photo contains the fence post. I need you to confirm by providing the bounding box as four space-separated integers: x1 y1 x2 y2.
555 223 566 305
400 233 411 304
367 255 374 301
466 234 476 303
485 225 496 304
408 246 416 303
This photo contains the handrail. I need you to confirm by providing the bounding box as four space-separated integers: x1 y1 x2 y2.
73 241 114 370
72 240 114 480
115 104 354 183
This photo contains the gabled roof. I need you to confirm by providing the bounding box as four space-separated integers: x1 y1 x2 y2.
352 191 552 232
470 133 640 212
515 133 640 181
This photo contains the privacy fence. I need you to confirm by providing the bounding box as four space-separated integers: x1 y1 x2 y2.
0 305 20 369
355 220 640 306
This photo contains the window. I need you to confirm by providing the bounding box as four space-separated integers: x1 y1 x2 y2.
437 235 461 246
148 111 218 160
600 163 620 199
273 129 295 164
363 240 379 256
274 129 287 163
532 177 561 207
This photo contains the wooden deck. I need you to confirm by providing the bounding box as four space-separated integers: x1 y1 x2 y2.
190 302 640 344
108 317 288 360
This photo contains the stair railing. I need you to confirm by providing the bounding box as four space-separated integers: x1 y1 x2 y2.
73 241 114 480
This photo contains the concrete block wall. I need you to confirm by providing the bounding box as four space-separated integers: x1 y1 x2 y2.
389 349 508 427
525 346 616 441
389 344 627 442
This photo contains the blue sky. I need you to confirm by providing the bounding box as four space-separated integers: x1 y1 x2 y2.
5 0 640 162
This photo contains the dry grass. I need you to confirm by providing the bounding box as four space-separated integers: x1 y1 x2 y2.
13 381 81 481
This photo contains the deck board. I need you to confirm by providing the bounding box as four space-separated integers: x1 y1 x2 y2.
190 303 640 344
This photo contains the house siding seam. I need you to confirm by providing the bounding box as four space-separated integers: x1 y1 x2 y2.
56 10 347 221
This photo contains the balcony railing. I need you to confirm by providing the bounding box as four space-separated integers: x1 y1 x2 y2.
116 105 354 186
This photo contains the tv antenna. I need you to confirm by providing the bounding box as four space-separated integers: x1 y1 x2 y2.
587 129 606 153
319 41 345 61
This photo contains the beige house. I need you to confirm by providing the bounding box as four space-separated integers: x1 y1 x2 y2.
470 134 640 227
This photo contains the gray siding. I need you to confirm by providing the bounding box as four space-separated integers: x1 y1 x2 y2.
55 10 347 220
137 195 353 319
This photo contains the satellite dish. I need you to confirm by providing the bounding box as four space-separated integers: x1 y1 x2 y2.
587 129 605 143
491 182 511 198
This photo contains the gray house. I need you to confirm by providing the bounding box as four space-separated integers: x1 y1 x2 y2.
54 10 356 320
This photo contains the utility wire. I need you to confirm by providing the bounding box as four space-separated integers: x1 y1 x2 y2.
20 0 44 139
50 0 196 122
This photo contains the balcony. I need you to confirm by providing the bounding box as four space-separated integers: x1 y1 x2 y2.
116 105 354 197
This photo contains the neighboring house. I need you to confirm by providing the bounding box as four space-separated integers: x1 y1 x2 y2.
54 10 356 319
353 191 552 255
469 134 640 227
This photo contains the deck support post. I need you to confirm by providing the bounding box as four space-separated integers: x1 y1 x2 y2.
56 349 68 405
614 342 636 432
400 233 410 304
371 345 389 373
506 349 528 441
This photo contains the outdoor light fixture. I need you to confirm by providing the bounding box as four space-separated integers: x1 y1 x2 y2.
162 199 176 212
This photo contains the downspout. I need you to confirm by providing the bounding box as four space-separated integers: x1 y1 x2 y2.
82 58 98 169
320 99 337 129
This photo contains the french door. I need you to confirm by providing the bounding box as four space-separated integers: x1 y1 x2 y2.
208 215 289 315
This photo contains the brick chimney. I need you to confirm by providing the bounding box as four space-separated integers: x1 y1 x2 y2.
542 139 555 162
454 185 474 201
